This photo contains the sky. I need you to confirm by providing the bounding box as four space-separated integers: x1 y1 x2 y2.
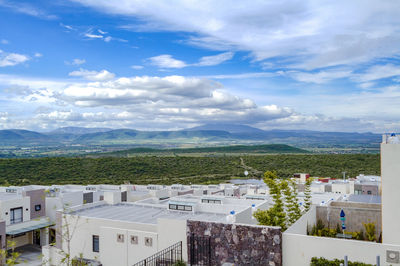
0 0 400 133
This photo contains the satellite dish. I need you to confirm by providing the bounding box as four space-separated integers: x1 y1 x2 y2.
244 171 249 176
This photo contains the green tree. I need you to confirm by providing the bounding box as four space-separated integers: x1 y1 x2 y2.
0 240 23 265
304 178 312 212
253 171 287 230
283 179 302 226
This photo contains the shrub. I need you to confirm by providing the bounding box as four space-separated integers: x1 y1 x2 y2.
311 257 373 266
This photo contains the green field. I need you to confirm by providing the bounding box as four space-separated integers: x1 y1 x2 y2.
0 154 380 186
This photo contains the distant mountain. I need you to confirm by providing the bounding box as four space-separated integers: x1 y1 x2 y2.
48 127 112 135
188 123 265 134
0 125 381 148
74 129 232 143
0 129 49 144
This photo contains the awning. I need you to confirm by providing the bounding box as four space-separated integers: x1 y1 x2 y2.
6 217 54 236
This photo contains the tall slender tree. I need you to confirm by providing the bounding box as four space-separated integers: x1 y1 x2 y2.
304 178 312 212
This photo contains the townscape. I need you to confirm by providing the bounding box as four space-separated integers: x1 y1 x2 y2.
1 0 400 265
0 134 396 265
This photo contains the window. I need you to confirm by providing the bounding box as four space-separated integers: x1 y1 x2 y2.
131 235 138 245
145 237 153 247
367 191 372 195
92 235 99 252
117 234 124 243
201 199 222 204
10 207 22 224
169 204 192 211
35 204 41 211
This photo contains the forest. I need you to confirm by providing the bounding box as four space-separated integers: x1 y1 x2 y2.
0 154 380 186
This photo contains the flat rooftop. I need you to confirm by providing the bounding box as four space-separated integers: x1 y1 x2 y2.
347 194 381 204
70 203 229 224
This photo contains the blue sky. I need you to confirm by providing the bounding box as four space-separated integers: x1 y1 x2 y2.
1 0 400 132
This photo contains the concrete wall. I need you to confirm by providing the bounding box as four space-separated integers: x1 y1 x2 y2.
23 189 46 219
381 142 400 245
316 202 381 238
283 232 400 266
0 197 30 225
187 220 282 266
283 205 400 266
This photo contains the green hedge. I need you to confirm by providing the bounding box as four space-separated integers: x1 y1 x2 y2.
311 257 374 266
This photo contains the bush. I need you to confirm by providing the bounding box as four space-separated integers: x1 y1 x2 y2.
311 257 373 266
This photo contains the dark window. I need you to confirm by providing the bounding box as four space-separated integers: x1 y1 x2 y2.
169 204 177 210
367 191 372 195
35 204 41 211
10 207 23 224
92 235 99 252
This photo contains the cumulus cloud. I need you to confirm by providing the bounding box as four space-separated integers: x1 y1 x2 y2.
71 0 400 70
68 68 115 81
0 50 30 67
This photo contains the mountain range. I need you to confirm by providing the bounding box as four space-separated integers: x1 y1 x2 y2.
0 124 381 148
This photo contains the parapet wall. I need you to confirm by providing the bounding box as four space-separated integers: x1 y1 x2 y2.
316 202 381 238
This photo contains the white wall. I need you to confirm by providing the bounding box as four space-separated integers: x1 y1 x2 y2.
283 232 400 266
0 197 30 225
381 143 400 245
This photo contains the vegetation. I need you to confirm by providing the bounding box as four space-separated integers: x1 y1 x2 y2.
253 171 288 230
311 257 373 266
253 171 302 230
304 178 312 212
308 220 378 242
0 240 23 265
101 144 308 156
0 154 379 186
283 179 302 225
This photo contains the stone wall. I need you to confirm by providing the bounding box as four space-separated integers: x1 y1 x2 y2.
316 201 381 238
23 189 46 219
187 220 282 266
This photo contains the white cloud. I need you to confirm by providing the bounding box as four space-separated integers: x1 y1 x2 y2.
84 33 103 39
65 58 86 65
0 50 30 67
1 39 9 44
148 54 187 69
0 0 57 19
60 23 74 31
34 53 42 58
131 65 144 70
287 69 352 84
353 64 400 83
68 68 115 81
98 29 107 34
71 0 400 70
148 52 234 69
104 36 112 42
196 52 234 66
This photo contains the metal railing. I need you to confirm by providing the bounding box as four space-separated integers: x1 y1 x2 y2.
133 241 182 266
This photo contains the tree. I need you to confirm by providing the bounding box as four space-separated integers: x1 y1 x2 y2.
304 178 312 212
253 171 287 230
283 179 302 226
0 240 23 265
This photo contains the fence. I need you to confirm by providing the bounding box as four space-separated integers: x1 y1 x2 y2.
133 241 182 266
